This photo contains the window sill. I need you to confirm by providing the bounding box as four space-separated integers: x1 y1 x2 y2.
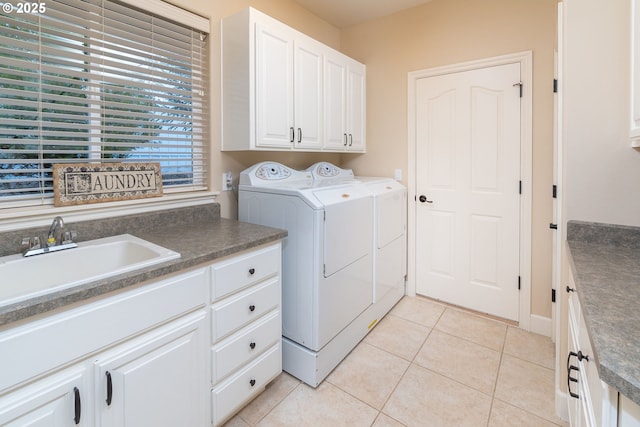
0 191 220 232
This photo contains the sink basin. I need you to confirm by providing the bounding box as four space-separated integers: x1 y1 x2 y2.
0 234 180 306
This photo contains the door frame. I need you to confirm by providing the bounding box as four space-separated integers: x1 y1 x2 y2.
407 51 533 330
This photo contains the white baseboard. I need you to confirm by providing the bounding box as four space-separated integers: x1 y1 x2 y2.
530 314 552 337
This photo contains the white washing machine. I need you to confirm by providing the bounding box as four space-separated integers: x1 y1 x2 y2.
239 162 374 386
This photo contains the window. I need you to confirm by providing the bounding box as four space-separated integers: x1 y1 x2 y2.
0 0 210 207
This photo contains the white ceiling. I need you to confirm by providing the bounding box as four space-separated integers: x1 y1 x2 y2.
292 0 434 28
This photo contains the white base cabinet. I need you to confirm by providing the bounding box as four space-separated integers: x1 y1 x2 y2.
0 241 283 427
210 243 282 426
565 268 640 427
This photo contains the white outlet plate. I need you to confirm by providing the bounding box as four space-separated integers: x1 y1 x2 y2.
222 172 233 191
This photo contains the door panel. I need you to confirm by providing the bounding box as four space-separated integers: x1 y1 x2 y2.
415 63 521 321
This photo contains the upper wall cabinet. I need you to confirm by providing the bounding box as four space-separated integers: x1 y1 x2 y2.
222 8 366 152
324 50 366 152
631 0 640 147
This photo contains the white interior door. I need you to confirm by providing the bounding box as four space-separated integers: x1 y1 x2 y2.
415 63 521 321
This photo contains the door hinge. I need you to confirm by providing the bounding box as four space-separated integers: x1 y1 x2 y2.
552 288 556 303
550 223 558 230
513 81 523 98
519 180 522 194
518 276 521 290
552 184 557 199
553 78 558 93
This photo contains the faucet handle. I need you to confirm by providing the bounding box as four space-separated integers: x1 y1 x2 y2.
21 236 42 251
62 230 77 244
21 237 32 251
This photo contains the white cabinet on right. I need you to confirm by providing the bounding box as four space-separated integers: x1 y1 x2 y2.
565 267 640 427
566 271 618 427
324 51 366 152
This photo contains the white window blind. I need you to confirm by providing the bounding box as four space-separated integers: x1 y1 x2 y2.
0 0 210 206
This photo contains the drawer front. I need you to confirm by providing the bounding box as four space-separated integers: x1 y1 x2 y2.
212 243 280 301
211 278 280 342
212 310 281 383
211 343 282 426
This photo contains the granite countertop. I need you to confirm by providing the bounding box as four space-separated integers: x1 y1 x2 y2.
566 221 640 406
0 204 287 328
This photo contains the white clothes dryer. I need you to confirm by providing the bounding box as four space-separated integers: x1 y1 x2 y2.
306 162 406 311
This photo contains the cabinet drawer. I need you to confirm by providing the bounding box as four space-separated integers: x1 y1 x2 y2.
212 243 280 300
211 343 281 426
212 310 281 383
211 278 280 342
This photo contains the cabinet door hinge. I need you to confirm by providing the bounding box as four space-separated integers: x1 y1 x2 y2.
519 180 522 195
552 184 557 199
552 288 556 303
553 78 558 93
518 276 521 290
550 223 558 230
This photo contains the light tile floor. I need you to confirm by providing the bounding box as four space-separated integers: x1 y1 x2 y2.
224 296 569 427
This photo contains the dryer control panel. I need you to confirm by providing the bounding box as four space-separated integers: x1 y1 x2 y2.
306 162 355 182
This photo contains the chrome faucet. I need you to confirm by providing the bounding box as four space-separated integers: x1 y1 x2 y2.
47 216 66 246
22 216 78 257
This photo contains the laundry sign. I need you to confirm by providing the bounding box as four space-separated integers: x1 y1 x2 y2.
53 163 163 206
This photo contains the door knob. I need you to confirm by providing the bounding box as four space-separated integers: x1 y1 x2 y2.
418 195 433 204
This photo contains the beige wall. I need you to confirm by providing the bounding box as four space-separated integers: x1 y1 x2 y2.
168 0 557 319
339 0 558 319
562 0 640 226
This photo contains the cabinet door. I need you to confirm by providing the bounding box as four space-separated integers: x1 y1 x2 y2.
619 394 640 426
346 61 366 151
294 38 323 150
255 22 295 148
94 311 208 427
0 366 89 426
567 297 582 427
324 53 348 150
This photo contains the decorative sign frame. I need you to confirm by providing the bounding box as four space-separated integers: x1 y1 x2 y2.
53 163 163 206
